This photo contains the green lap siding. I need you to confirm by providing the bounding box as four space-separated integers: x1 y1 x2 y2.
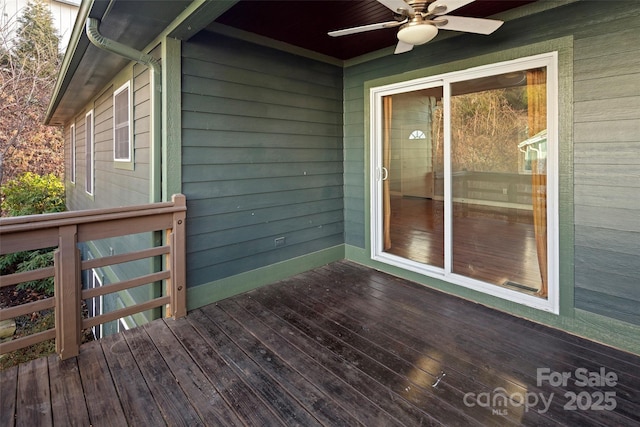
181 32 344 289
572 3 640 325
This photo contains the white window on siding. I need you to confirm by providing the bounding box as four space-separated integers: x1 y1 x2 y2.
113 82 131 162
85 110 94 195
70 123 76 183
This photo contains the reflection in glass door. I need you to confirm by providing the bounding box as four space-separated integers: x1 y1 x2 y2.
450 68 547 296
381 86 444 268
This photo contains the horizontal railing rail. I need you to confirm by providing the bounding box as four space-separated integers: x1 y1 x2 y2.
0 194 186 360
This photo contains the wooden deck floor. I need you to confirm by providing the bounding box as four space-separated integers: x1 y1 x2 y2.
2 261 639 426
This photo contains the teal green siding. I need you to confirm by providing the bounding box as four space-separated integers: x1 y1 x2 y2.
181 32 344 287
572 6 640 325
343 0 640 339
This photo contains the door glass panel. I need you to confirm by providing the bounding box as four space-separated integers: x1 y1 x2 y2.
382 86 444 267
450 68 547 296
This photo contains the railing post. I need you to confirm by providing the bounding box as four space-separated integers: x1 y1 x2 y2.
55 225 81 359
168 194 186 318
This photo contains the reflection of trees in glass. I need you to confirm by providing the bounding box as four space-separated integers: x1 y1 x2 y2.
449 87 529 173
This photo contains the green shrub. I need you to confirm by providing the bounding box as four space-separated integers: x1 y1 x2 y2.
1 172 65 216
0 249 55 295
1 173 65 295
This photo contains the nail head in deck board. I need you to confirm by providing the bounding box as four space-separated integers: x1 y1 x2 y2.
166 316 285 426
188 308 322 426
76 340 128 426
142 319 244 427
47 356 90 426
200 303 363 427
99 332 166 426
121 326 202 426
16 357 51 426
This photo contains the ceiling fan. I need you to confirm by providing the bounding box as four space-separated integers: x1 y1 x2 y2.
328 0 504 54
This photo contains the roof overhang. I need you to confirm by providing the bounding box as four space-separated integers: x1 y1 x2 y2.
45 0 238 126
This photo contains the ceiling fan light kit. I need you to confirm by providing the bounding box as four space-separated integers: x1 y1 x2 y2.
328 0 503 54
397 22 439 45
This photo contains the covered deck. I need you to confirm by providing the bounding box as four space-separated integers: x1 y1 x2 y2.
2 261 639 426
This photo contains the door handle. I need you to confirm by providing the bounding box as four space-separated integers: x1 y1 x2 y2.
381 167 389 181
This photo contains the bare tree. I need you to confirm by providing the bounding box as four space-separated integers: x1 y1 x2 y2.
0 0 63 185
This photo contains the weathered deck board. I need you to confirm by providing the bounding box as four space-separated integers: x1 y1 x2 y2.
169 315 284 425
217 298 405 426
143 319 244 426
48 356 89 426
100 332 166 426
199 305 358 426
76 340 128 426
123 326 202 426
0 365 18 427
16 357 51 427
2 261 640 426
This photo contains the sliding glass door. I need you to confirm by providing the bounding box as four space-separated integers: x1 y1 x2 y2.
371 54 557 312
381 85 445 268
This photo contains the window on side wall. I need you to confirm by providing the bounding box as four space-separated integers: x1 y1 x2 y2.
70 123 76 184
85 110 94 195
113 81 132 166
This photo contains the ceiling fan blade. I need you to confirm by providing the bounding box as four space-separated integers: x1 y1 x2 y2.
378 0 415 16
428 0 475 15
394 40 414 54
434 15 503 35
328 20 404 37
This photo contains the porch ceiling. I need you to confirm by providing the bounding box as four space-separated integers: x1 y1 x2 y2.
215 0 538 60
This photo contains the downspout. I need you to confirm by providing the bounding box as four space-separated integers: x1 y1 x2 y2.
85 17 162 203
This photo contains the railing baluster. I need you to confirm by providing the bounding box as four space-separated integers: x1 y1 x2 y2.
55 225 81 359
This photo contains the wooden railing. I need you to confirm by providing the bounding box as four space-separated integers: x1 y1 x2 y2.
0 194 186 360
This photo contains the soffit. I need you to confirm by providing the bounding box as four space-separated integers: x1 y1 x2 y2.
214 0 538 61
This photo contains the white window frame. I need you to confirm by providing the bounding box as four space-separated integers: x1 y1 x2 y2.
113 81 132 163
370 52 559 314
70 123 76 184
85 110 94 195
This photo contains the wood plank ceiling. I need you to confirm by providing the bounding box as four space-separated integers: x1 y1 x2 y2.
215 0 538 60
